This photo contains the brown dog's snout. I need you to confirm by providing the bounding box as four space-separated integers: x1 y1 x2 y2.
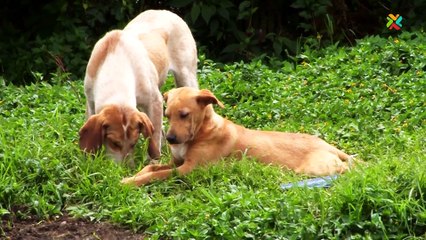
166 133 178 144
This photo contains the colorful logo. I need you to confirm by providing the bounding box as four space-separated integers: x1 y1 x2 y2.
387 14 403 30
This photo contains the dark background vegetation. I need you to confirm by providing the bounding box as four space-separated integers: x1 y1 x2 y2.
0 0 425 84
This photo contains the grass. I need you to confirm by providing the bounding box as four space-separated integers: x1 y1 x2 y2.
1 31 425 239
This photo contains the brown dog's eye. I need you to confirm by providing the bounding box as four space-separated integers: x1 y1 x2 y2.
179 112 189 119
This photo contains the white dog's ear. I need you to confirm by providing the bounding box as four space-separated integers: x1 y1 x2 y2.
196 89 225 108
136 112 154 138
135 112 160 159
79 115 105 153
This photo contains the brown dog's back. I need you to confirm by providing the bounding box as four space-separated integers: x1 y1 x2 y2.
232 127 349 175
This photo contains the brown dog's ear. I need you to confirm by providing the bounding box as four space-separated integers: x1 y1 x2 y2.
196 89 225 108
136 112 160 159
163 91 169 102
79 115 104 153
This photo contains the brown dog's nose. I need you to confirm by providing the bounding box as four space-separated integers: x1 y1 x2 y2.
166 134 178 144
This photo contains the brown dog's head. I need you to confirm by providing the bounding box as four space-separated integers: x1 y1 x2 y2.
79 105 158 162
163 87 224 145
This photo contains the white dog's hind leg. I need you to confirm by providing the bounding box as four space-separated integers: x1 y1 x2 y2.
172 67 198 89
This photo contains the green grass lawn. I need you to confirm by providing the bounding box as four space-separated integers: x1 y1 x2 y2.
1 31 425 239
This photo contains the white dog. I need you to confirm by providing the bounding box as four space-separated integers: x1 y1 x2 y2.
79 10 199 165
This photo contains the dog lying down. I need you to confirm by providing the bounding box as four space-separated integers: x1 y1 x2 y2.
121 87 351 186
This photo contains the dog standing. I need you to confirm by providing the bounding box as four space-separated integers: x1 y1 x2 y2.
121 87 350 186
79 10 198 165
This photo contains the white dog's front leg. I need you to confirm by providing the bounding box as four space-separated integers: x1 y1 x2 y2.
145 92 163 158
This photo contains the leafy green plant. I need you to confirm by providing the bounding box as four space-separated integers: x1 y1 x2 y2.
1 31 426 239
2 0 425 84
291 0 331 33
0 0 142 84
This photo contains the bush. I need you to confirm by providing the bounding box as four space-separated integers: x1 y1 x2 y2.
1 0 425 84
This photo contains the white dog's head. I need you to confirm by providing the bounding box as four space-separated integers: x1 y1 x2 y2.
79 105 158 163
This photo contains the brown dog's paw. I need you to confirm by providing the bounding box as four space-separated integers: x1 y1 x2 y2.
120 177 136 185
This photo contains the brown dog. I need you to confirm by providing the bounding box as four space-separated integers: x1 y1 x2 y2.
79 10 198 165
121 87 350 186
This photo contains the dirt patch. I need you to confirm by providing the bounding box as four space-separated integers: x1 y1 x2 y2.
2 214 146 240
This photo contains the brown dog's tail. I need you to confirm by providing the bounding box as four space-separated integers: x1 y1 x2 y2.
337 148 362 170
334 148 362 171
336 149 350 161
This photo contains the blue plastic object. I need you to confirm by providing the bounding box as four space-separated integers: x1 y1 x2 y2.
281 175 339 190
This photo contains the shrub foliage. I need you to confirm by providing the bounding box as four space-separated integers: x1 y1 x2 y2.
1 0 425 84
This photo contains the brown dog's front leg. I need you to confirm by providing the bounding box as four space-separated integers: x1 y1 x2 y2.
121 159 196 186
120 163 172 185
135 163 174 176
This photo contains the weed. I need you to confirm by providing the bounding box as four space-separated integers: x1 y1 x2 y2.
1 32 425 239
